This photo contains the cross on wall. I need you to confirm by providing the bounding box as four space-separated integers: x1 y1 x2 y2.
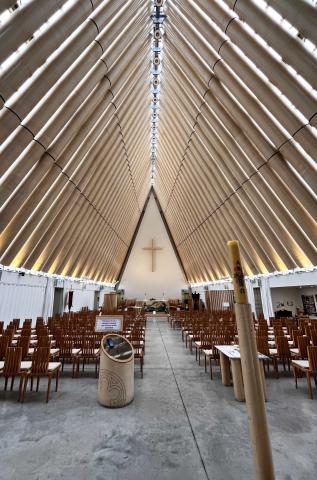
142 238 163 272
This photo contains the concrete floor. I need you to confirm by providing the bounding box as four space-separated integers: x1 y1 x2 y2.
0 317 316 480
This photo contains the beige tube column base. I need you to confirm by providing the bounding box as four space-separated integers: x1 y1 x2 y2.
98 335 134 408
219 352 231 385
235 302 275 480
231 359 245 401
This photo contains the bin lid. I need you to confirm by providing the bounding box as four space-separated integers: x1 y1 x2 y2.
102 334 133 361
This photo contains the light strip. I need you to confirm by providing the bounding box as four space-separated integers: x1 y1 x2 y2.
0 264 116 288
190 266 317 288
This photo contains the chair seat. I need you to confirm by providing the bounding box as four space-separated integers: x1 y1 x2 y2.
21 361 32 370
48 362 62 372
72 348 81 355
269 349 277 355
50 348 60 355
292 360 309 369
202 349 213 356
290 348 299 355
194 341 202 347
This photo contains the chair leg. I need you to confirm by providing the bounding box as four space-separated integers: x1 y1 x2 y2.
21 376 28 403
141 357 144 378
30 377 33 391
46 376 52 403
209 357 213 380
293 367 298 389
306 372 313 399
273 358 279 378
55 370 60 392
198 349 201 365
36 376 40 392
204 355 207 373
4 376 8 391
18 376 24 402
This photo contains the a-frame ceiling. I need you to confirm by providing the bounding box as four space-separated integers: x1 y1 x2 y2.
0 0 316 284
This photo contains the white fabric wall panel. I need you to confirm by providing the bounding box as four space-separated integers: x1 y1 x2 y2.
0 270 114 324
0 271 47 325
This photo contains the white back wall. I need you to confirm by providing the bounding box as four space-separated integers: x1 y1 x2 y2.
119 194 188 300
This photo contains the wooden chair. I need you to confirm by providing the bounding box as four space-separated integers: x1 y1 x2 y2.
17 335 31 360
256 336 275 375
59 339 81 377
270 336 292 377
21 347 62 403
291 336 310 359
78 337 100 377
292 346 317 399
1 347 24 400
202 344 219 380
0 321 4 335
195 332 213 365
131 338 144 378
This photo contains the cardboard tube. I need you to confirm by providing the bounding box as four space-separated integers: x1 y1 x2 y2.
228 240 275 480
227 240 247 304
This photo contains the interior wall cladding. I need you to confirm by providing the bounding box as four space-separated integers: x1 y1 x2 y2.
0 0 316 285
154 0 317 283
0 270 112 325
0 0 152 284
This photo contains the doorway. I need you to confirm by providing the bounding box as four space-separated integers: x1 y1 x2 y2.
93 290 99 310
254 287 263 319
53 287 64 316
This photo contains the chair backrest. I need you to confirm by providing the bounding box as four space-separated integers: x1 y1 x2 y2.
60 338 73 355
256 336 270 356
82 337 95 355
308 346 317 373
31 347 50 374
0 335 10 359
3 327 15 342
17 335 31 359
3 347 22 375
292 329 300 347
37 336 51 348
276 336 290 357
12 319 20 329
297 336 310 358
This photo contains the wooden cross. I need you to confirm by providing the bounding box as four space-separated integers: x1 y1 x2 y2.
142 239 163 272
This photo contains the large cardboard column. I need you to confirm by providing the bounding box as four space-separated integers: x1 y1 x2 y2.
227 240 275 480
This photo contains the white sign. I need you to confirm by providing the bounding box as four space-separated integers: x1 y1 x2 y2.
95 315 123 332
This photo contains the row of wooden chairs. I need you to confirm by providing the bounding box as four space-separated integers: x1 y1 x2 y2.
0 347 61 402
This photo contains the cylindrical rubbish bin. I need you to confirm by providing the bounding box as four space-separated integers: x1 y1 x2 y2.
98 334 134 407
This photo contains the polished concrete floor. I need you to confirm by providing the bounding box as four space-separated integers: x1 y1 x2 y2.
0 317 316 480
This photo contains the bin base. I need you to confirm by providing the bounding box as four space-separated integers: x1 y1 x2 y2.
97 367 134 408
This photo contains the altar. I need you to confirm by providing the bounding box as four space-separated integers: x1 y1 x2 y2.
143 299 168 313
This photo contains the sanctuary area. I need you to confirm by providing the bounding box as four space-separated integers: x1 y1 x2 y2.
0 1 317 480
